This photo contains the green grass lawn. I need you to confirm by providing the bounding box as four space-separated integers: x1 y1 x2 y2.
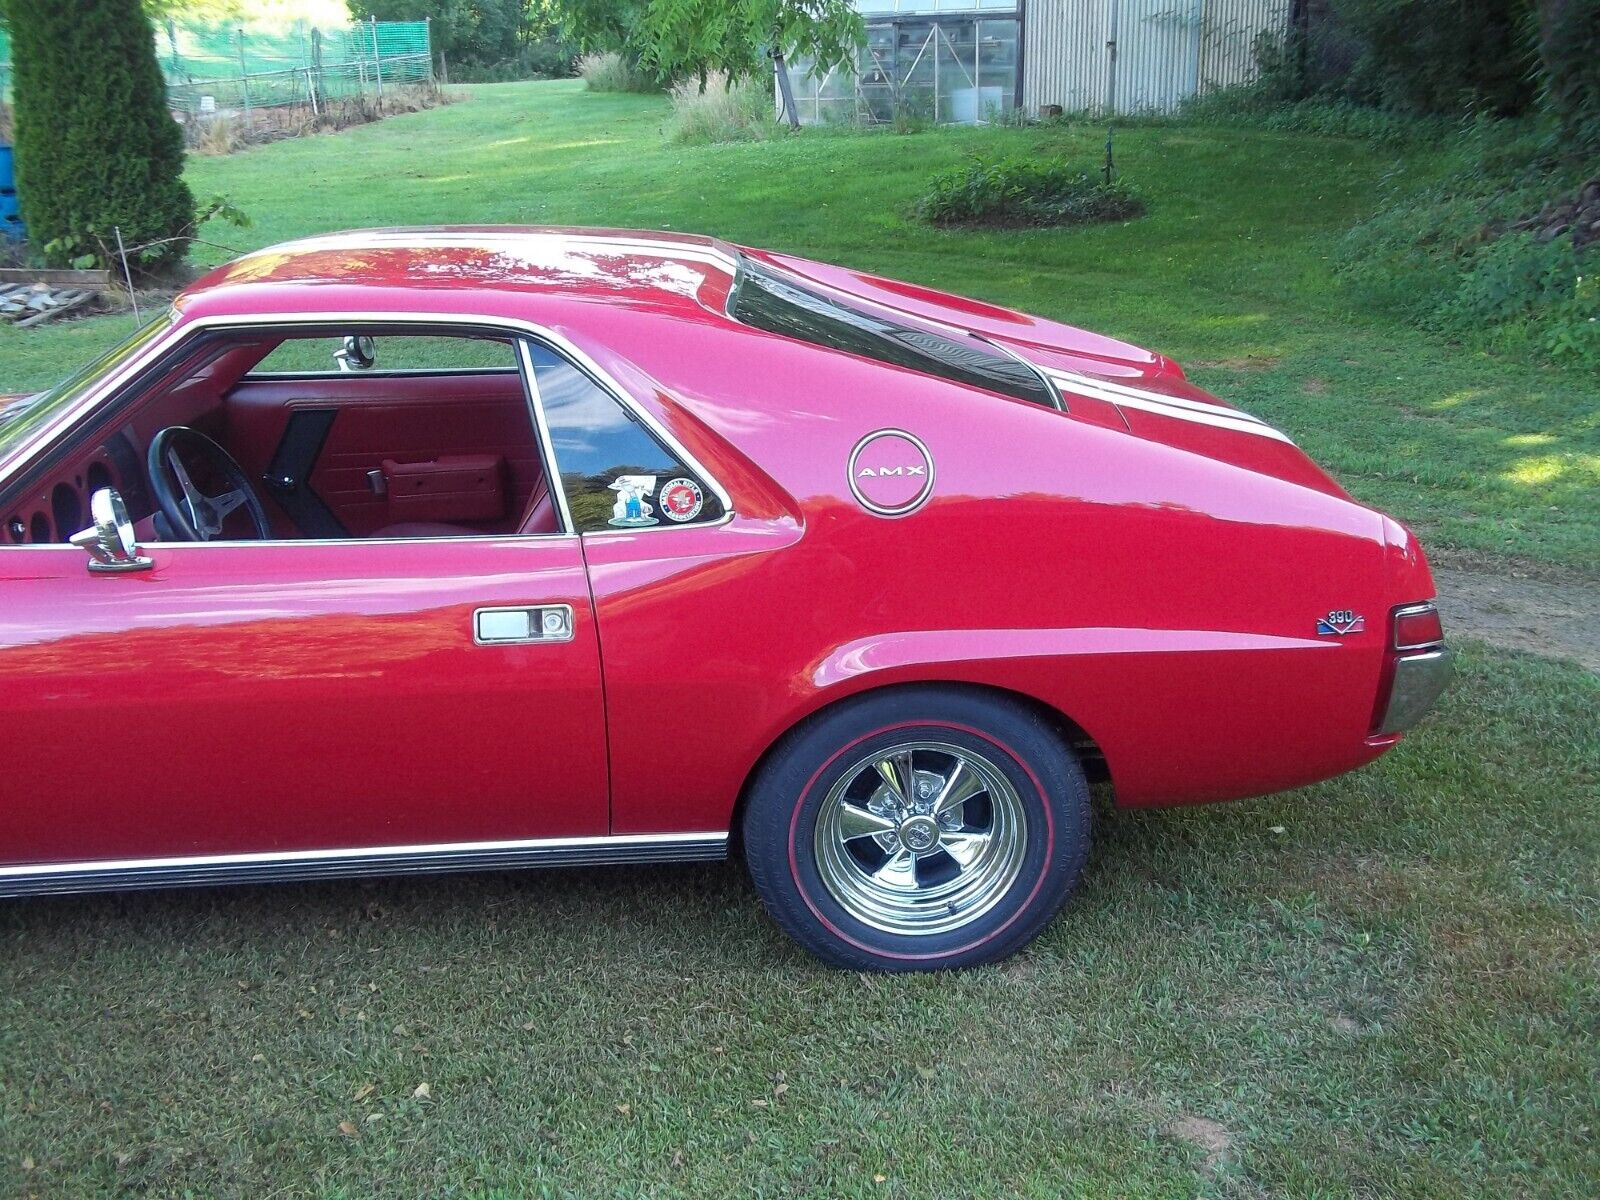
1 83 1596 1199
2 649 1595 1198
2 81 1595 569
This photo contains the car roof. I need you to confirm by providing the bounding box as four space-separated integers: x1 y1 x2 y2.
179 226 742 321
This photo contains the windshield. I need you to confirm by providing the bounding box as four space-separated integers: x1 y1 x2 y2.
728 257 1058 409
0 313 173 463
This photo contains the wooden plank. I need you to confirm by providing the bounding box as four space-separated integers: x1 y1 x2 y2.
0 267 113 287
14 291 95 328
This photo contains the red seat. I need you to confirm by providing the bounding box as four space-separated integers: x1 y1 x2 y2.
368 474 558 539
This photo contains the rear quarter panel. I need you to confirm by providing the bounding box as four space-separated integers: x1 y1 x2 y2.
565 309 1394 833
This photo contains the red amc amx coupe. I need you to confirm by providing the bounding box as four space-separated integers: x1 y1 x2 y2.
0 228 1452 970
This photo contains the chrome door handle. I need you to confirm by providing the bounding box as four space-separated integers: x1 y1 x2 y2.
473 605 574 645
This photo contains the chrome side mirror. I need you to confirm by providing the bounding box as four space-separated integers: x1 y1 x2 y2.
70 488 154 573
334 334 376 372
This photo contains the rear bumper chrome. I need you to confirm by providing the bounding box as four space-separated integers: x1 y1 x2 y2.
1377 647 1454 735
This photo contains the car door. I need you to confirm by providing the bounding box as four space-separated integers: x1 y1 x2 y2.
0 535 608 868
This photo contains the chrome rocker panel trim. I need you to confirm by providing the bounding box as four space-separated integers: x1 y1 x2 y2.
0 832 728 898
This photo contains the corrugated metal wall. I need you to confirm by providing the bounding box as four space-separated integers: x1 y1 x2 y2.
1199 0 1291 94
1023 0 1290 115
1022 0 1113 113
1115 0 1203 113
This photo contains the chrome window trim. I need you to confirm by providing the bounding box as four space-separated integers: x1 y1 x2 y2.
970 331 1064 412
0 309 735 546
0 831 728 898
518 339 577 536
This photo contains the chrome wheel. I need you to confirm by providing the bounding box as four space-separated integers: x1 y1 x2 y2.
813 740 1029 936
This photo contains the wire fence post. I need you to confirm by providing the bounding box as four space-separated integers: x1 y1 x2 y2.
370 16 384 98
311 28 325 107
236 27 252 125
296 24 319 119
113 227 140 325
425 17 435 85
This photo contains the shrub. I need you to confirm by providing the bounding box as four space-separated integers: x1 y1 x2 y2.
8 0 195 274
916 157 1145 229
666 72 775 144
577 51 654 94
1337 122 1599 370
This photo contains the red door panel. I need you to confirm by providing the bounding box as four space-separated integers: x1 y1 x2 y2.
0 537 607 865
224 374 542 536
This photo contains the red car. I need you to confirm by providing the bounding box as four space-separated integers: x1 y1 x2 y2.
0 228 1451 970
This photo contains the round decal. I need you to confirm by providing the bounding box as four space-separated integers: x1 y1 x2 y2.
846 429 935 518
660 477 705 523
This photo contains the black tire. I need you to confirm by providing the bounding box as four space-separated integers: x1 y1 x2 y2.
742 686 1091 971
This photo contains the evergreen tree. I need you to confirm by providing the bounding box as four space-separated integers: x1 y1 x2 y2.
8 0 195 272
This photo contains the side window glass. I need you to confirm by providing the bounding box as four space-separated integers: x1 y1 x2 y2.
527 343 724 532
249 335 517 375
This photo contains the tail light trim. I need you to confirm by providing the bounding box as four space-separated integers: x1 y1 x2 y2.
1393 601 1444 651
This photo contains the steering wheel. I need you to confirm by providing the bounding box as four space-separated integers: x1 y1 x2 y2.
147 426 273 542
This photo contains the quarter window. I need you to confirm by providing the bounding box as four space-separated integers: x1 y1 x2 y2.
527 343 723 532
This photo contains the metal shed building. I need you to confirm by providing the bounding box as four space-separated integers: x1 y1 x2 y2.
789 0 1292 124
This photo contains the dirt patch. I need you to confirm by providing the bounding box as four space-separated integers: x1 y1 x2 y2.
1301 376 1330 394
1431 561 1599 672
1164 1115 1233 1169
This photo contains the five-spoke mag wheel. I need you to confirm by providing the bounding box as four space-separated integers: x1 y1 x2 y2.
743 687 1092 971
813 741 1028 936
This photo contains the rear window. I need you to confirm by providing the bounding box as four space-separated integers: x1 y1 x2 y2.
728 259 1058 409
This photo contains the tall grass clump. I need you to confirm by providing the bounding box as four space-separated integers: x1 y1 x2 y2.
577 52 654 94
666 72 776 144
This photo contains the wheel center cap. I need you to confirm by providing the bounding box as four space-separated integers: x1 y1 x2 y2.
899 814 940 853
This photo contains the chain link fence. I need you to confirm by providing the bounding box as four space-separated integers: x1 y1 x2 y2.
0 19 433 142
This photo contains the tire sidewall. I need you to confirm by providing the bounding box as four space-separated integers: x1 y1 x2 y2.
746 690 1089 970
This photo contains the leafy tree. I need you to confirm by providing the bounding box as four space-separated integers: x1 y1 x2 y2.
562 0 862 85
349 0 549 68
7 0 195 272
555 0 638 57
1535 0 1600 152
1303 0 1534 116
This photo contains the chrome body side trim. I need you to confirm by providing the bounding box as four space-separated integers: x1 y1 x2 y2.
0 832 729 898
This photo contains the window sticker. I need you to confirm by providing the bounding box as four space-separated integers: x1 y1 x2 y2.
660 477 705 523
607 475 659 527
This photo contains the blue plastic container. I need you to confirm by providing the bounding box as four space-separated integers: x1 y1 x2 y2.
0 190 23 243
0 145 13 193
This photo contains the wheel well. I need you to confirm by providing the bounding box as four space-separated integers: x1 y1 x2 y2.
727 681 1110 854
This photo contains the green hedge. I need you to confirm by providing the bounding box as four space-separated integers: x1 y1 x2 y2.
8 0 194 273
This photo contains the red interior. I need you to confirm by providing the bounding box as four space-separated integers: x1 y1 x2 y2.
224 372 550 537
4 337 559 544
